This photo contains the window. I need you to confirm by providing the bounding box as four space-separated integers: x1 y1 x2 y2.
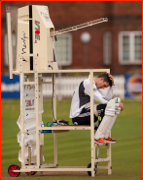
55 33 72 66
119 31 142 64
103 32 112 65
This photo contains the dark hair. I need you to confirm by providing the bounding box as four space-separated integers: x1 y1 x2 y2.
98 73 112 87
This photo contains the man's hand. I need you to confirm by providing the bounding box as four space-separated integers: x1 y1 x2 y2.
119 102 124 111
108 74 114 86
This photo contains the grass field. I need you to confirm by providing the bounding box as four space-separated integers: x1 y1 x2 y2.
1 99 142 179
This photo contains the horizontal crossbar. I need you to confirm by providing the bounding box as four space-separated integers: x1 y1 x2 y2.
94 158 110 162
13 167 91 172
39 126 91 131
19 69 110 74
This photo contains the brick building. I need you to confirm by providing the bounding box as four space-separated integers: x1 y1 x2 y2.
1 1 142 75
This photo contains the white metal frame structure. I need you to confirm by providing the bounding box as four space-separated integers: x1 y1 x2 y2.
7 5 112 177
15 68 112 177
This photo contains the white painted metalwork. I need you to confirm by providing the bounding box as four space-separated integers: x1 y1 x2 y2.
51 18 108 36
7 5 111 177
15 68 112 177
7 13 13 79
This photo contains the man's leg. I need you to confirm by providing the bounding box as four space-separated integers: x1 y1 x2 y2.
104 107 121 140
72 108 97 125
94 97 121 144
93 104 108 145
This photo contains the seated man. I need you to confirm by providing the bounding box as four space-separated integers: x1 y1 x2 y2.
69 73 124 145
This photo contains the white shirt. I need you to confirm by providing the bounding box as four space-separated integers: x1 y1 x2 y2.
70 76 114 118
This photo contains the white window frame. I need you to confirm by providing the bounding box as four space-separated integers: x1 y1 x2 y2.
119 31 142 65
103 32 112 65
55 33 72 66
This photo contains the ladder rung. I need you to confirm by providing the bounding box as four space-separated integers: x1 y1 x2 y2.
94 158 110 163
23 82 35 85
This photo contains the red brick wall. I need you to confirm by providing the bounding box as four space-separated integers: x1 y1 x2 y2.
112 1 142 16
1 1 142 74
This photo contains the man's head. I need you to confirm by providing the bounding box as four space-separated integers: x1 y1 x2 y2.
94 73 112 89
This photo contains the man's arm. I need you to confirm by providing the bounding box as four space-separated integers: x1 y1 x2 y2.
93 88 110 104
84 79 109 104
98 86 114 101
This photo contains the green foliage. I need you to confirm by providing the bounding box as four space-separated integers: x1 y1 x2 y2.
1 99 142 179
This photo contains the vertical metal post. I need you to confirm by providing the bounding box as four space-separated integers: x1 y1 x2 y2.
39 75 43 144
7 13 13 79
90 71 95 177
40 145 43 175
35 56 40 167
39 75 43 175
20 73 25 168
52 73 58 166
106 69 112 175
28 147 31 176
